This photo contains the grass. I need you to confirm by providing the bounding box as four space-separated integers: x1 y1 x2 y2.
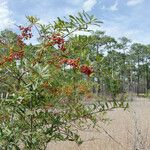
46 97 150 150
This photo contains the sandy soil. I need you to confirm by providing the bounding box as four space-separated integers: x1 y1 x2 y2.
46 97 150 150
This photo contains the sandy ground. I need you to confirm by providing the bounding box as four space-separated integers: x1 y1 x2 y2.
46 97 150 150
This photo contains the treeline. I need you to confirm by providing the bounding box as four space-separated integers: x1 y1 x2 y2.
89 33 150 97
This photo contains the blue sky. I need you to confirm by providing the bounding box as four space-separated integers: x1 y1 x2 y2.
0 0 150 44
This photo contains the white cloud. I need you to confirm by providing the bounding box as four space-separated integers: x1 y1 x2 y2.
127 0 144 6
69 0 83 5
0 0 14 30
101 1 118 12
101 16 149 44
82 0 97 12
110 0 118 11
102 23 139 40
101 5 106 10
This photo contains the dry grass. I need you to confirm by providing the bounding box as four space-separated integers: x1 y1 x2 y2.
46 97 150 150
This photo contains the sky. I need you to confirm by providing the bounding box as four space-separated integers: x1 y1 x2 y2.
0 0 150 44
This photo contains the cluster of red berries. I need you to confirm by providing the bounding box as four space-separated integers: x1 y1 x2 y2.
61 58 80 69
17 26 32 49
0 50 24 65
60 58 94 76
18 26 33 40
46 33 66 51
80 65 94 76
17 36 25 49
11 51 24 59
